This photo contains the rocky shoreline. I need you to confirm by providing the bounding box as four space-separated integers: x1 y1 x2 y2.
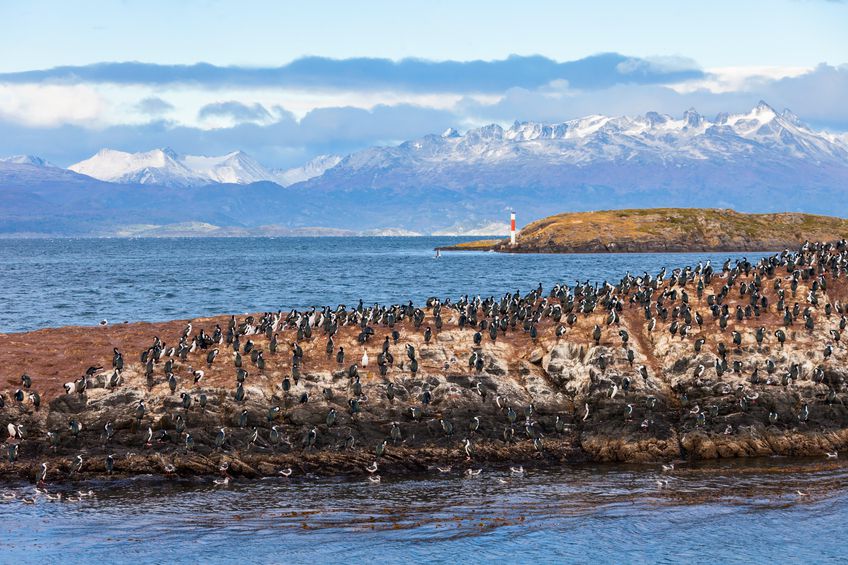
3 241 848 484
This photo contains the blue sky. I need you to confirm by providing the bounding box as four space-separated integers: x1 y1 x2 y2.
0 0 846 167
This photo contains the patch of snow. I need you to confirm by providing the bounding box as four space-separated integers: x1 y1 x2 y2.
275 154 342 187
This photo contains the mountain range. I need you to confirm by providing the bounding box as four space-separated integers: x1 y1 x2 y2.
1 101 847 237
67 148 339 187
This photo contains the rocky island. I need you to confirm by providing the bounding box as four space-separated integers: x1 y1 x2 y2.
439 208 848 253
2 240 848 484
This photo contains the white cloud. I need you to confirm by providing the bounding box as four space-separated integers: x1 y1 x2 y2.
0 83 106 126
670 65 813 93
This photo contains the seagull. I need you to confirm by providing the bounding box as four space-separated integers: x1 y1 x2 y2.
826 451 838 459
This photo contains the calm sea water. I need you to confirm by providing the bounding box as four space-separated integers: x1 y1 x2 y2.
1 459 845 564
4 237 838 563
0 236 765 333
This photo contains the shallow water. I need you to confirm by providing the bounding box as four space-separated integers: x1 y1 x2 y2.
0 236 766 333
1 458 845 564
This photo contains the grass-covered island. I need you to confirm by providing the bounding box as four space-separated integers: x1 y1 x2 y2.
439 209 848 253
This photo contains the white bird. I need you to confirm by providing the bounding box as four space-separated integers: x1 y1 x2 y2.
662 463 674 472
279 467 292 477
366 461 378 474
826 451 838 459
213 476 230 486
509 466 524 475
361 351 369 368
610 384 619 399
192 369 205 384
463 438 473 458
465 468 482 477
368 474 381 484
582 403 590 421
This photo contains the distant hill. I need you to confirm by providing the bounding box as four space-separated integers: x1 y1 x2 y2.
442 209 848 253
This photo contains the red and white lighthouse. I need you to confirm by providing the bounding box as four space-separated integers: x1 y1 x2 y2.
509 212 516 246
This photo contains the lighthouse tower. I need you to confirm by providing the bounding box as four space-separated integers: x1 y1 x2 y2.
509 212 516 246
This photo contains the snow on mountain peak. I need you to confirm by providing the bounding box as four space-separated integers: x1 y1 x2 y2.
316 101 847 174
37 101 848 190
70 148 279 186
0 155 56 168
683 108 703 128
274 154 342 187
755 100 776 114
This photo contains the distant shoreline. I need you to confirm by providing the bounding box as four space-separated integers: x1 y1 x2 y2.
0 233 501 240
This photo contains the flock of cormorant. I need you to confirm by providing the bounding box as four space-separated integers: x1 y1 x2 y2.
2 240 848 496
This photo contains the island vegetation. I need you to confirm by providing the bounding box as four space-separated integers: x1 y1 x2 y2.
440 208 848 254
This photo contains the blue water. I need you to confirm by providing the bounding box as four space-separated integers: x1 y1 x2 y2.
0 237 764 333
1 459 845 564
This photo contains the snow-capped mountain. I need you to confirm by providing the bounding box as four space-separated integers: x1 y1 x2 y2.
69 148 279 186
311 101 848 189
274 154 341 187
0 155 57 168
3 101 848 236
181 151 277 185
59 101 848 191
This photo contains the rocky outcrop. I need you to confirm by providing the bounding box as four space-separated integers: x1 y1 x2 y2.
3 246 848 484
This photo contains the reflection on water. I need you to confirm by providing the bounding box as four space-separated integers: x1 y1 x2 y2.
1 458 846 563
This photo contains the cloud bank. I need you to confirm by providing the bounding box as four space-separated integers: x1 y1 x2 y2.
0 53 704 92
0 53 845 168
